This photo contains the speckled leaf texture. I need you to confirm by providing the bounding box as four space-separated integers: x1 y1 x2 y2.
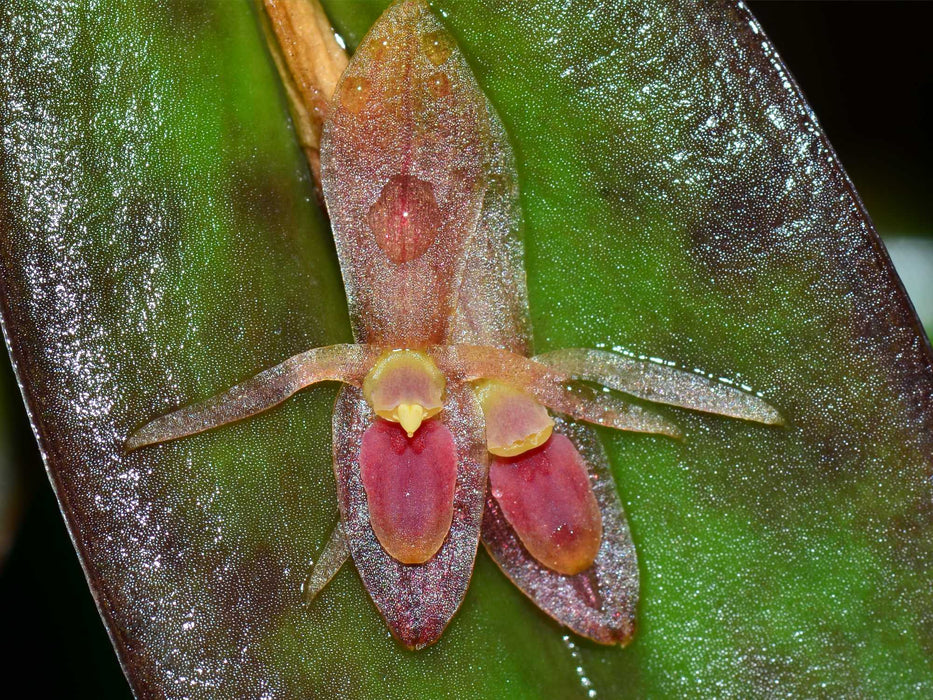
1 0 931 697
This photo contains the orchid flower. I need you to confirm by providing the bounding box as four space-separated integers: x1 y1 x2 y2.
128 0 781 650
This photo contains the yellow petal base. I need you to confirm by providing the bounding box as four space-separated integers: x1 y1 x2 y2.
474 380 555 457
363 350 445 435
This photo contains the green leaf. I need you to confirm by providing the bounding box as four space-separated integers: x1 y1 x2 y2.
2 0 931 697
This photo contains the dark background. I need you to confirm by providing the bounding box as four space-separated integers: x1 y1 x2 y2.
750 2 933 239
1 3 931 697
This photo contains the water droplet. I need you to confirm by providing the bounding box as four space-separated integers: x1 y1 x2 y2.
340 76 370 114
371 37 390 61
422 30 454 65
561 634 600 698
427 71 451 98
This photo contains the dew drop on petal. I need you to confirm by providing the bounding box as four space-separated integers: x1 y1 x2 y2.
372 37 390 61
427 71 451 98
421 30 454 65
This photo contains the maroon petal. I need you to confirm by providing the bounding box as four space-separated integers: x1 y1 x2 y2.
333 383 487 649
360 418 458 564
489 433 602 576
482 418 638 645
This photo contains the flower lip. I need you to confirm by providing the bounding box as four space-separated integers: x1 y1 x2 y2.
489 433 603 576
360 418 458 565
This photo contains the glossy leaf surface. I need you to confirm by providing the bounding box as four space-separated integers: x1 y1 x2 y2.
2 1 932 698
0 355 21 564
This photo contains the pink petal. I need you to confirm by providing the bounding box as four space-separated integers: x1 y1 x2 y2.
490 432 602 575
334 384 488 649
483 421 637 645
360 418 457 564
